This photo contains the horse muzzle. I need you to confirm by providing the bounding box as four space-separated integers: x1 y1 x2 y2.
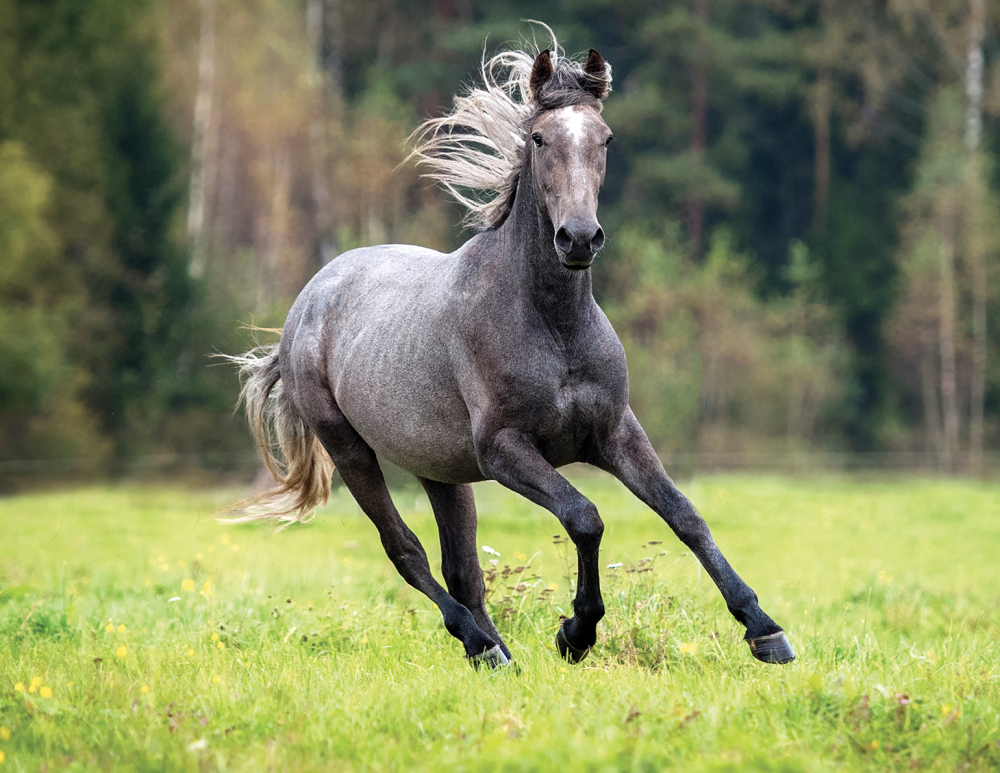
555 219 605 270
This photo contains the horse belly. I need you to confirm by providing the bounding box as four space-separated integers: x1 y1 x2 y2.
333 351 484 484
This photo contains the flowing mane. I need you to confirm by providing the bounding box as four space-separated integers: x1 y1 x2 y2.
410 28 612 230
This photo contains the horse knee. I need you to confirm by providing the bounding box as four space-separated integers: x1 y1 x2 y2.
561 500 603 547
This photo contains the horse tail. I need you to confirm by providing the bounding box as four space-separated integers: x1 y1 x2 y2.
222 342 335 528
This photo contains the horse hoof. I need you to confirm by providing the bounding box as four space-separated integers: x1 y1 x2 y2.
469 644 511 670
747 631 795 664
556 621 592 664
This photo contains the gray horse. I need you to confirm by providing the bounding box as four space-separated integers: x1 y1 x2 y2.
228 38 794 669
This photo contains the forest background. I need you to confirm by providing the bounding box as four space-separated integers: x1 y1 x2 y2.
1 0 999 482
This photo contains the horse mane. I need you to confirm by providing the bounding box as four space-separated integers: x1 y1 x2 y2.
409 26 612 231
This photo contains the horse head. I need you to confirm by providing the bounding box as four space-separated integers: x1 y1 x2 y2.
527 48 612 271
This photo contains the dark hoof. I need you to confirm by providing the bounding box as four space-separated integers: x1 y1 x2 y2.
469 644 511 670
747 631 795 664
556 621 592 664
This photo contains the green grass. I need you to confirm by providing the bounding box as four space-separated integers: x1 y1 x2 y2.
1 472 999 771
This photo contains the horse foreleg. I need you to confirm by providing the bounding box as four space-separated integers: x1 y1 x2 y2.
308 406 505 667
594 409 795 665
476 428 605 663
420 478 512 661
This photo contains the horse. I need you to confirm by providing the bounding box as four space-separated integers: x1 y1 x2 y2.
227 35 795 669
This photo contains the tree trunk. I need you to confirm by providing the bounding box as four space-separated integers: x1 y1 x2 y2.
306 0 333 270
323 0 345 100
813 65 831 232
813 0 832 233
257 146 293 313
920 326 941 456
938 205 960 472
688 0 709 261
187 0 216 279
965 0 986 472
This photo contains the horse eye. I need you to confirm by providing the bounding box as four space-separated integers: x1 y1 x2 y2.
532 133 543 148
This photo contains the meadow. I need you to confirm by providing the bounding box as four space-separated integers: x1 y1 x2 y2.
1 472 999 771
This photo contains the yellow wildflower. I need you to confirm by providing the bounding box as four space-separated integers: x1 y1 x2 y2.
0 750 5 764
29 676 42 692
117 624 126 633
105 623 114 632
144 578 152 587
216 641 225 650
116 646 128 658
13 683 24 693
211 632 219 642
212 675 222 684
679 642 698 655
182 578 195 592
220 534 231 545
231 544 240 552
187 649 196 657
160 562 170 572
140 685 150 694
39 686 52 698
196 552 204 560
0 725 10 740
177 560 187 568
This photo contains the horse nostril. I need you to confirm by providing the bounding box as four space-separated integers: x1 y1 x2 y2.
590 227 605 253
555 227 574 255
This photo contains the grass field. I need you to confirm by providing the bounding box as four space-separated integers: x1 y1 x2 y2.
1 472 999 771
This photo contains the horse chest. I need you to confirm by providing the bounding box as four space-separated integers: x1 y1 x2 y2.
502 354 622 463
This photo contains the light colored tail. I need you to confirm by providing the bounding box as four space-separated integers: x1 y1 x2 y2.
222 343 334 528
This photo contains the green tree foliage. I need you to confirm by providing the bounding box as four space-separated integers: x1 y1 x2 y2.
604 222 848 455
888 88 1000 459
0 0 197 462
0 142 108 463
1 0 998 472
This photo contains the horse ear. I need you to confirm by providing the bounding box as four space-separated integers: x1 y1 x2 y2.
529 49 554 99
583 48 609 100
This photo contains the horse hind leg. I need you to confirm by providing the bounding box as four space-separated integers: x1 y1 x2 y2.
420 478 512 663
302 387 505 667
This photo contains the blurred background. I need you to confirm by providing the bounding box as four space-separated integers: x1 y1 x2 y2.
1 0 999 487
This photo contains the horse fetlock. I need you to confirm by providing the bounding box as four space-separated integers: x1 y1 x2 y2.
556 619 594 664
574 598 605 626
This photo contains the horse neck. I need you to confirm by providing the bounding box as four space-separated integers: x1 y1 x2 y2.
494 167 594 341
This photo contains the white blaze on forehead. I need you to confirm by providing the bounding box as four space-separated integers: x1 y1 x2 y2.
556 106 589 145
